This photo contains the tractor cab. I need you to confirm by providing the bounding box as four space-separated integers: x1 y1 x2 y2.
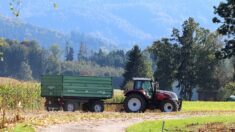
125 77 159 100
132 78 155 98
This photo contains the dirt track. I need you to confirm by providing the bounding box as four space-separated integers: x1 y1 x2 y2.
38 111 220 132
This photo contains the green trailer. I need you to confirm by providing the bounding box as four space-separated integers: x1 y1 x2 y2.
41 75 113 112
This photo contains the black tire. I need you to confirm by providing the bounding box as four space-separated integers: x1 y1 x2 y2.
63 101 77 112
46 105 60 111
89 100 104 112
45 98 60 111
160 100 177 112
123 94 146 113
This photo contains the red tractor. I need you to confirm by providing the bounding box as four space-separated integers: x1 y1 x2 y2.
123 78 182 112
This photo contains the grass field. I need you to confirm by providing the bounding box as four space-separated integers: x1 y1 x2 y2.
126 115 235 132
182 101 235 111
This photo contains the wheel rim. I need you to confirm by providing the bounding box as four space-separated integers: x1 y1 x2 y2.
128 98 141 112
94 104 102 112
67 103 74 111
164 102 173 112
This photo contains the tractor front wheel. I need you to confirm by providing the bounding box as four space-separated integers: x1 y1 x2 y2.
124 94 146 113
160 100 177 112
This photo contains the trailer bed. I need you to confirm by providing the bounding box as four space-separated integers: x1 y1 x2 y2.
41 75 113 99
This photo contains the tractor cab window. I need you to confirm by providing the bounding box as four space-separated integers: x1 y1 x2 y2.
134 80 142 90
142 81 153 98
142 81 152 91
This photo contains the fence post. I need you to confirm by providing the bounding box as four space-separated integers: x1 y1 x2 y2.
162 120 165 132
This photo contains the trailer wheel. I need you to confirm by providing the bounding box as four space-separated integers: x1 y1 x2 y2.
89 100 104 112
46 105 60 111
160 100 177 112
124 94 146 113
63 101 77 112
45 98 60 111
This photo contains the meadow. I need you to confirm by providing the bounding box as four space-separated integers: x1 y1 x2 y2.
126 115 235 132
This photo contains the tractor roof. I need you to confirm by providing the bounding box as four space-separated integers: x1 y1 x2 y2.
132 77 152 81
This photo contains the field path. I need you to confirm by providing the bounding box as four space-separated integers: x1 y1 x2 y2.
38 112 212 132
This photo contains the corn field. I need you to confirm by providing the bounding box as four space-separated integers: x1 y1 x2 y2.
0 77 43 110
0 77 43 129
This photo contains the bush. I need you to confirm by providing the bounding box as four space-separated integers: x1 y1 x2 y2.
218 82 235 100
105 89 125 103
123 81 134 91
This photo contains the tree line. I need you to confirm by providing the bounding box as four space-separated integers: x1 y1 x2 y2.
0 39 125 82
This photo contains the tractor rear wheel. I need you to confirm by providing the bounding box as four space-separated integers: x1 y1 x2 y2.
160 100 177 112
124 94 146 113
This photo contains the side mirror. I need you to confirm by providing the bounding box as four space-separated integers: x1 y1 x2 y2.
153 82 159 92
154 82 159 88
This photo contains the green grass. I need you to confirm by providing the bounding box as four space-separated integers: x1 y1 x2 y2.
3 123 35 132
12 124 35 132
182 101 235 111
126 115 235 132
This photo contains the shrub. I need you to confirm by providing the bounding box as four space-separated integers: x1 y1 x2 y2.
218 82 235 100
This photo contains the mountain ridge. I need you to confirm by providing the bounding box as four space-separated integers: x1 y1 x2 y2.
0 15 118 51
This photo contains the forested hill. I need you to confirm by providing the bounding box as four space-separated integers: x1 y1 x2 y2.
0 15 67 47
0 15 117 51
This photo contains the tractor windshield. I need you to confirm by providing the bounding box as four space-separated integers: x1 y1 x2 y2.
142 81 153 97
134 80 153 97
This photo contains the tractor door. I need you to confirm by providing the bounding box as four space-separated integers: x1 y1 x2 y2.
142 81 153 98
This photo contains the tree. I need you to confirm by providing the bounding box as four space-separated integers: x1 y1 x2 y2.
4 41 28 78
90 49 107 66
77 42 87 61
107 50 126 68
213 0 235 82
89 49 126 68
149 38 180 90
213 0 235 59
27 41 45 80
151 18 221 100
18 61 33 80
171 18 198 100
193 30 221 92
44 45 61 75
65 42 74 61
122 45 152 88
